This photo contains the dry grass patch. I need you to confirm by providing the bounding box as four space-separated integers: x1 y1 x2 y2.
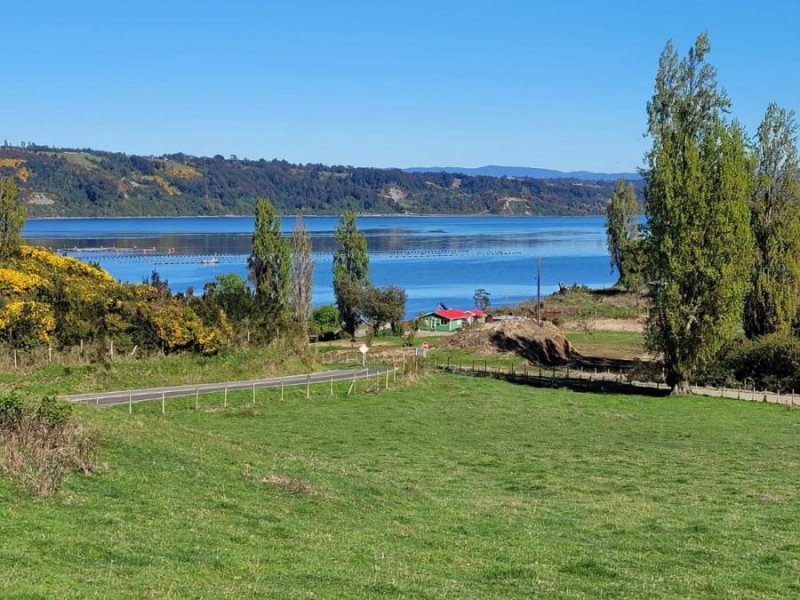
260 474 324 498
0 395 98 496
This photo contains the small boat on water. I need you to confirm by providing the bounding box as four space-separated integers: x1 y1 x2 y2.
200 257 220 265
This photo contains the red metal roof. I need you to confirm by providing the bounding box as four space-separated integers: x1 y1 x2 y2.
434 308 474 320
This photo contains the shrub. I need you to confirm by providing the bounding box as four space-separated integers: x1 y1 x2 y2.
711 334 800 392
0 393 23 429
403 331 416 347
0 394 98 497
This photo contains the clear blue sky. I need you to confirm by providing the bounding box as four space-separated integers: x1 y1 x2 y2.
3 0 798 172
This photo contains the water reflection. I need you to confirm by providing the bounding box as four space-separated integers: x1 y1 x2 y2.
24 216 616 316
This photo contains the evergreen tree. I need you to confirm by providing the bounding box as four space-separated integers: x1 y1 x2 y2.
247 197 291 337
744 103 800 338
0 177 26 263
644 34 754 394
332 211 369 338
290 215 314 347
605 178 640 288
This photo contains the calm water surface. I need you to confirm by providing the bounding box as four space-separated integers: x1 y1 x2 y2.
23 216 617 317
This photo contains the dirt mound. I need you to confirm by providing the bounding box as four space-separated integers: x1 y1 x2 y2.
441 319 577 365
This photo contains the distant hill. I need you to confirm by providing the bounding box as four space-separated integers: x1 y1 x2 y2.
0 145 639 217
405 165 641 181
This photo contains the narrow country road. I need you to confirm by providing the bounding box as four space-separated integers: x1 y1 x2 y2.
59 367 395 407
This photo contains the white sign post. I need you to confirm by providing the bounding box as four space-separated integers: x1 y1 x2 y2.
359 344 369 367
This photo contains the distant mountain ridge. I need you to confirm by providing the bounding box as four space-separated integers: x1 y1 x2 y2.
405 165 641 181
0 144 638 217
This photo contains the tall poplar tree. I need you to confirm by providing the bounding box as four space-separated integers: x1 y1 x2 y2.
290 215 314 347
605 178 640 288
644 33 754 393
743 103 800 338
247 197 291 337
0 177 26 263
332 211 369 339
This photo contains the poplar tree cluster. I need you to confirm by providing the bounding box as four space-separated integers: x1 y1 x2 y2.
332 211 406 340
620 33 800 394
247 197 314 346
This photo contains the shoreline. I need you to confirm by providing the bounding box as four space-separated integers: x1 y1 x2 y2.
25 213 609 221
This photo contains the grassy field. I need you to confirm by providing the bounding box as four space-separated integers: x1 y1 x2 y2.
0 346 315 398
504 288 647 321
564 330 647 361
2 373 800 598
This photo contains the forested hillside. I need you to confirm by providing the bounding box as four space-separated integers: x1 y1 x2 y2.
0 145 630 217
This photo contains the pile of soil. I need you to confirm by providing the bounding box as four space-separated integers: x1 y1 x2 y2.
441 319 577 365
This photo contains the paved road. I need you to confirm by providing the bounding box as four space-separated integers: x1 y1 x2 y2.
59 367 394 407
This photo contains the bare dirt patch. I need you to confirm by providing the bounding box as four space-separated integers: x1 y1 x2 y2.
440 320 576 365
564 318 644 333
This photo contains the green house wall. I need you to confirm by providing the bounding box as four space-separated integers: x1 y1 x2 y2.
420 315 464 332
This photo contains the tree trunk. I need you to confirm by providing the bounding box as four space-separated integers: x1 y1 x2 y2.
666 370 692 395
672 379 692 395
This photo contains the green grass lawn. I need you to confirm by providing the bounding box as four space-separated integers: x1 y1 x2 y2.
564 330 647 361
0 346 313 397
2 374 800 598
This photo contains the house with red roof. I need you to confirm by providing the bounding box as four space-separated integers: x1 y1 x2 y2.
419 305 487 332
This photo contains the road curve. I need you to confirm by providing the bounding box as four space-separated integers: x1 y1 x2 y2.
59 367 395 407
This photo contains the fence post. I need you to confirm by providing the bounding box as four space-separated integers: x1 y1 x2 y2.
13 349 17 369
161 391 165 415
306 374 311 399
281 379 284 401
128 393 132 414
252 382 256 405
224 386 228 408
330 375 334 397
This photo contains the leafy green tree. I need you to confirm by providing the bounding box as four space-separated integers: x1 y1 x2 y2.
643 33 754 394
743 103 800 338
333 211 369 338
310 304 340 340
247 197 291 337
606 179 641 288
473 288 491 312
203 273 252 322
290 216 314 346
361 285 407 337
0 177 26 262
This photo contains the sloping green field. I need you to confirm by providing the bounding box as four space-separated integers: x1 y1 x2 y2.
2 375 799 598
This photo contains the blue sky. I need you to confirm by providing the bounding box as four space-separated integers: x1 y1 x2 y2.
3 1 798 172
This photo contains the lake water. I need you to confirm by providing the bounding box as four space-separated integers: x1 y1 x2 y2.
22 216 617 317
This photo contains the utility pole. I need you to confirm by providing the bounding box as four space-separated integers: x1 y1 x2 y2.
536 256 542 325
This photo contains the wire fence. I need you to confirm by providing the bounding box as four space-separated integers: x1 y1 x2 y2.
57 361 436 415
434 359 800 408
